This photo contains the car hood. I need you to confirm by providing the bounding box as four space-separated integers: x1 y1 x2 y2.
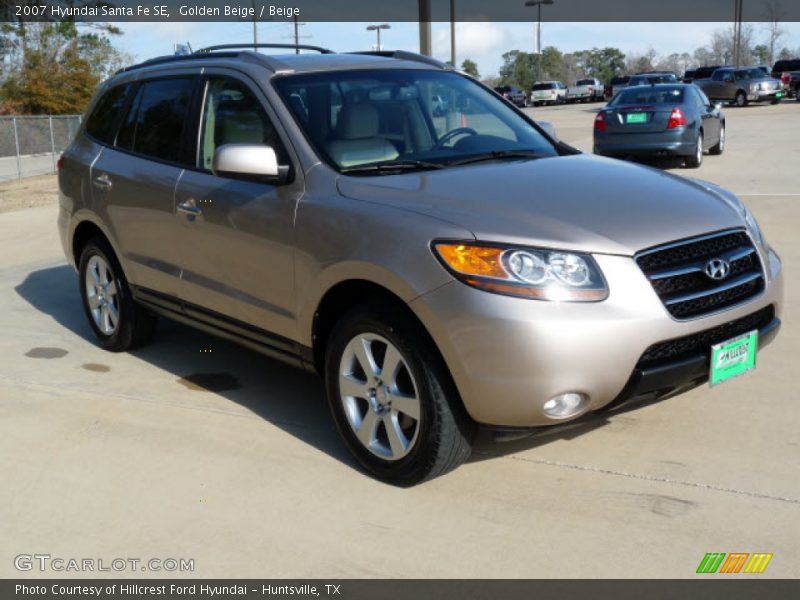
336 154 746 256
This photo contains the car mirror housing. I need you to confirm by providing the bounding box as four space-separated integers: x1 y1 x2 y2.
212 144 289 184
537 120 558 141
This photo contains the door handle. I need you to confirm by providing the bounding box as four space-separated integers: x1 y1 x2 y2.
93 174 113 191
177 198 203 218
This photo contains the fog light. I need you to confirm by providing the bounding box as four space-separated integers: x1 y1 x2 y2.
543 393 588 418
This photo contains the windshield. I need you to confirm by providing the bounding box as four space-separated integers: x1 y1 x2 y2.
610 86 685 105
576 79 594 86
275 69 557 172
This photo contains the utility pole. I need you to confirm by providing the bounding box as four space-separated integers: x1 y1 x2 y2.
450 0 456 67
252 0 257 50
525 0 554 85
419 0 432 56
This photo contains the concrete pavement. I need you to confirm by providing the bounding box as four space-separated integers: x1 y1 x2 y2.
1 101 798 578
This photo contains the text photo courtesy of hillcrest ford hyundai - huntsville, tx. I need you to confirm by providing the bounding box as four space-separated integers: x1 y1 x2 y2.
1 0 799 593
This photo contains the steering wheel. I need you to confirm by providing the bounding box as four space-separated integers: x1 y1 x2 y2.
434 127 478 149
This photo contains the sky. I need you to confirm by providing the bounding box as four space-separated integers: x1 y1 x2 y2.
111 21 800 78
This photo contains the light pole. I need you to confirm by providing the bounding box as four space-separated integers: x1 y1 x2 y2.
367 24 391 51
525 0 554 85
450 0 456 67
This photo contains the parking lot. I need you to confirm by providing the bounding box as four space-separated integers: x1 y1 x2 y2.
1 100 798 578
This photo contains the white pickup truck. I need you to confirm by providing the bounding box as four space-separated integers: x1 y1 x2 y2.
566 78 603 103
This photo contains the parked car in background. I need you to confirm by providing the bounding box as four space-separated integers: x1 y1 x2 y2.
530 81 566 105
567 78 604 102
771 58 800 98
593 83 725 168
694 67 783 106
692 65 728 82
494 85 528 107
682 69 697 83
606 75 631 99
627 72 679 87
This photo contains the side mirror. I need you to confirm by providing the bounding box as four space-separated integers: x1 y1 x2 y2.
212 144 289 184
537 120 558 140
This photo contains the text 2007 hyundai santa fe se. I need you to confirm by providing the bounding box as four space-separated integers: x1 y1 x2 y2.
58 45 783 485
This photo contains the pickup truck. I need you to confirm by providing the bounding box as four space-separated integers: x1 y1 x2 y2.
694 67 783 107
771 58 800 99
566 78 603 103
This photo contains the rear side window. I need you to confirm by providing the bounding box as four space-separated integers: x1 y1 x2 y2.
85 84 130 145
116 78 194 163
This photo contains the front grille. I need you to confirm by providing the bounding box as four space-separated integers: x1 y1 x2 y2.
636 230 765 319
639 305 774 368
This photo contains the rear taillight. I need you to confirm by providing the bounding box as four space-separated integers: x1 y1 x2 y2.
594 112 607 133
56 154 65 170
781 72 791 84
667 107 687 129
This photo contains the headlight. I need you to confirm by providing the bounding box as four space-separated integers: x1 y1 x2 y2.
433 242 608 301
742 205 765 247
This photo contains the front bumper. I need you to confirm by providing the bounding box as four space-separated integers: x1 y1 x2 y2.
410 248 783 427
749 89 781 101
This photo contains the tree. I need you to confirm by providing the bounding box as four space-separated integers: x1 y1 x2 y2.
752 44 770 66
584 47 626 82
1 14 128 114
460 58 480 79
762 0 786 66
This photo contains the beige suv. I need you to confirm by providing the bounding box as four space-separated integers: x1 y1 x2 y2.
58 45 783 485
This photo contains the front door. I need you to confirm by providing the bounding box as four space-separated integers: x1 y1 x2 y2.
174 72 303 341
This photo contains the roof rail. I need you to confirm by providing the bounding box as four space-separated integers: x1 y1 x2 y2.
116 52 241 74
196 43 334 54
349 50 453 70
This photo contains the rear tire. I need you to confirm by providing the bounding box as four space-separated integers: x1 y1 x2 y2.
324 304 475 486
78 238 157 352
685 132 704 168
709 123 725 155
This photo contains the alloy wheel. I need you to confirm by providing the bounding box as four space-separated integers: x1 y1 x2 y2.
338 333 421 461
84 255 119 335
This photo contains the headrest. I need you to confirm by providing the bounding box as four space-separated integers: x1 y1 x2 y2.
336 104 379 140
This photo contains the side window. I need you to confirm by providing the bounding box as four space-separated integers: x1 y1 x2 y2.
85 84 131 145
198 77 283 172
116 78 194 163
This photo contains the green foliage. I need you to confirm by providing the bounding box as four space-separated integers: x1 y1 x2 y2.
499 46 626 89
460 58 480 79
1 17 128 115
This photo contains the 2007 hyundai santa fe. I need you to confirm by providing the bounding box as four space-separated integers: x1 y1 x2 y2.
58 45 783 485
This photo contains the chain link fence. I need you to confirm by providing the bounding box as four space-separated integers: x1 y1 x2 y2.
0 115 82 182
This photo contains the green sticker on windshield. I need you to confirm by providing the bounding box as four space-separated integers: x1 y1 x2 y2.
710 330 758 386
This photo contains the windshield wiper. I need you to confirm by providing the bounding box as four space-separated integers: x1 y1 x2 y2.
340 159 445 175
446 150 547 167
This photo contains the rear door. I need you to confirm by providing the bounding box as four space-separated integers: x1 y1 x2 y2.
173 70 303 341
692 87 720 146
90 74 197 298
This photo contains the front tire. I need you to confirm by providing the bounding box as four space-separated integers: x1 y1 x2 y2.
324 305 475 486
78 238 156 352
735 91 747 107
